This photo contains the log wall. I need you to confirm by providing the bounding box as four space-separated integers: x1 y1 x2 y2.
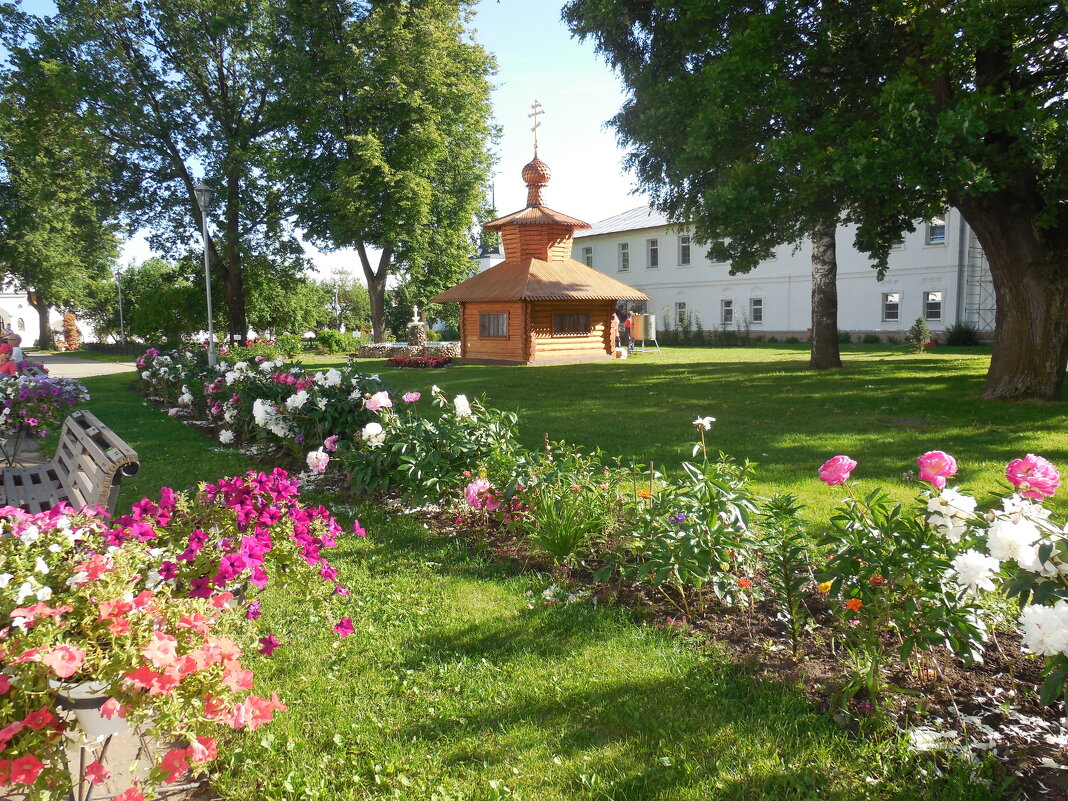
461 301 528 362
529 300 615 361
501 224 575 261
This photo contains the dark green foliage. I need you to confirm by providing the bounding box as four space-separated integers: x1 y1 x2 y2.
862 333 881 345
759 494 811 661
944 321 983 347
905 318 933 354
314 329 364 355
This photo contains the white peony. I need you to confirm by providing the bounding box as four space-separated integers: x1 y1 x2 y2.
692 416 715 430
926 487 977 518
315 369 342 388
286 390 309 411
454 394 472 419
1019 602 1068 657
178 393 193 406
361 421 386 448
949 549 999 592
219 430 235 444
986 518 1040 563
928 513 969 543
253 398 273 427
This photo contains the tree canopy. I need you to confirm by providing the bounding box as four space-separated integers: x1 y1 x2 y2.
565 0 1068 399
282 0 496 341
0 50 118 348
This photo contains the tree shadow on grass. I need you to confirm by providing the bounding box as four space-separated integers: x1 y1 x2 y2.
391 624 997 801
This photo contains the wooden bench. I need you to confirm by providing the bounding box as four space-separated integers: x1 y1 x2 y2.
0 409 140 516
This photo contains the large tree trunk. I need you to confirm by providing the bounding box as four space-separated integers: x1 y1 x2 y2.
223 173 247 346
29 296 53 350
956 196 1068 400
358 244 392 342
809 222 842 370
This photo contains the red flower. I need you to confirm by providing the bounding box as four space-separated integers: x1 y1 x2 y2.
737 577 752 589
845 598 863 612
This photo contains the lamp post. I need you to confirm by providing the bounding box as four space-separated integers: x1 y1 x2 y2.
115 268 126 346
193 181 216 367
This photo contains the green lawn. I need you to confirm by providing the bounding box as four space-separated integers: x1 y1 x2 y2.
70 345 1062 800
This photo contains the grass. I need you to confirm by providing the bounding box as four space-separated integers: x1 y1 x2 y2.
346 343 1068 520
66 345 1063 799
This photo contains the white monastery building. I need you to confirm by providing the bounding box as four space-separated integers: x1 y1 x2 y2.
570 206 995 339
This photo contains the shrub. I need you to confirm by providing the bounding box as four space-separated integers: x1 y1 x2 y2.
837 330 852 344
944 321 983 346
861 333 881 344
314 329 363 354
784 336 800 344
765 335 779 343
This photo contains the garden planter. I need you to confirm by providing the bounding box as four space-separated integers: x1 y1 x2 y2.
52 680 129 740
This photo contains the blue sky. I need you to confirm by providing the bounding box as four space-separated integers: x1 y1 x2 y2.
15 0 645 275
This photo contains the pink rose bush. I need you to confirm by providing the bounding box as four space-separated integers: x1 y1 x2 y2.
0 470 359 799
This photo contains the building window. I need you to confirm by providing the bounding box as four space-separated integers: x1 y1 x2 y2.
890 234 905 250
675 302 687 327
553 313 590 334
582 246 593 267
479 312 508 338
882 292 900 322
721 299 734 325
926 214 946 244
749 297 763 323
618 242 630 272
678 235 691 265
924 290 942 321
647 238 659 268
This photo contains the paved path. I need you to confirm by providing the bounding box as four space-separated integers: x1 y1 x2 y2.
30 352 138 378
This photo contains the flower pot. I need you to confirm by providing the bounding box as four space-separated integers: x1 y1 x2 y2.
52 680 129 740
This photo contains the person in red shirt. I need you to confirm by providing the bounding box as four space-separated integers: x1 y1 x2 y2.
0 343 17 376
624 310 635 352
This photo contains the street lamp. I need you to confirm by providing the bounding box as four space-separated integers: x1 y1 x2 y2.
193 181 216 367
115 268 126 346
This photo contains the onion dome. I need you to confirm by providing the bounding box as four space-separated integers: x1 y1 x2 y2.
522 156 551 206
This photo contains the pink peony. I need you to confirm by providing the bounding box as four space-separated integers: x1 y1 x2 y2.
323 435 339 453
40 644 85 679
306 448 329 474
364 391 392 411
463 478 500 511
1006 454 1061 500
917 450 958 489
818 455 857 486
402 391 421 403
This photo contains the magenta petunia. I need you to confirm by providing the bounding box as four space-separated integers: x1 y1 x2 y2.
332 617 355 638
258 634 281 656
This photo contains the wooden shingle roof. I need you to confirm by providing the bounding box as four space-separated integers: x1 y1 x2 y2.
484 205 590 230
431 258 650 303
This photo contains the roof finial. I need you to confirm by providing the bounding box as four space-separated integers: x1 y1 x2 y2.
528 99 544 155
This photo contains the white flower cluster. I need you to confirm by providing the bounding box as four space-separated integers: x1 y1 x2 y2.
926 487 977 542
286 390 309 411
361 421 386 448
315 369 342 388
218 429 235 444
252 397 296 439
949 549 999 592
454 394 471 419
1020 601 1068 657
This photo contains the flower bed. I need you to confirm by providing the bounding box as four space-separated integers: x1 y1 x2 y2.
0 468 360 800
386 354 452 369
0 374 89 439
132 345 1068 790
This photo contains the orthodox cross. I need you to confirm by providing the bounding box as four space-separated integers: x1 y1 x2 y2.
528 99 544 154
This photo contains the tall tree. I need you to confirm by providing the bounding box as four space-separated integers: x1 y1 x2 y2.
32 0 298 345
0 53 118 348
566 0 1068 399
283 0 495 342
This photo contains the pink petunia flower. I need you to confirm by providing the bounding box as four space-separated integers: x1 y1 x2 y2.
333 617 355 638
113 785 146 801
85 761 111 785
819 455 857 486
917 450 957 489
1006 454 1061 500
40 644 86 679
323 435 340 452
11 754 44 786
258 634 281 656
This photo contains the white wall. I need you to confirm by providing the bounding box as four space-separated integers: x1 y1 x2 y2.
573 209 988 337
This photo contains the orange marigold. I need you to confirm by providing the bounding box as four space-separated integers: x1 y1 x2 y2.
845 598 863 612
